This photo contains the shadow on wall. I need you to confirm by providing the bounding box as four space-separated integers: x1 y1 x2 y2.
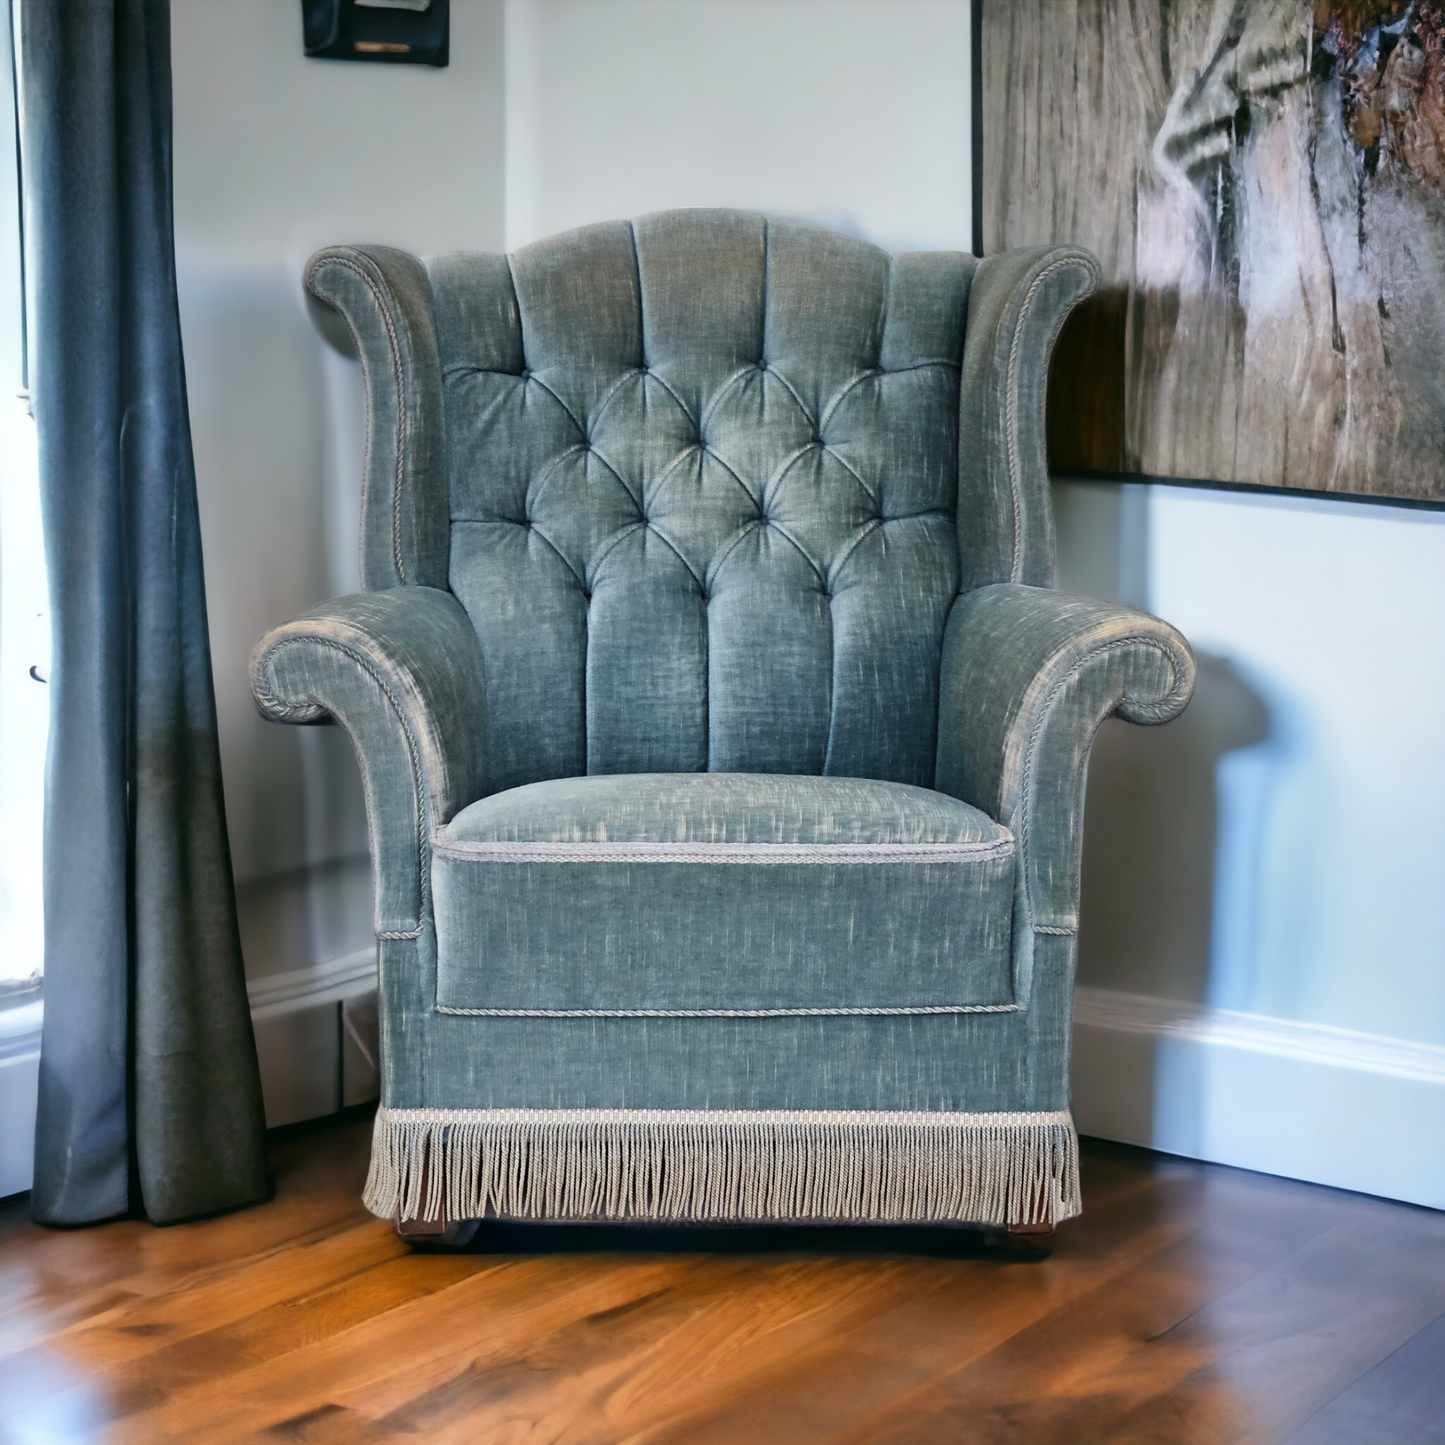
181 263 372 983
1055 479 1294 1150
1078 655 1273 1008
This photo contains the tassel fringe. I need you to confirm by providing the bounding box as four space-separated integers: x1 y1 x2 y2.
365 1106 1080 1228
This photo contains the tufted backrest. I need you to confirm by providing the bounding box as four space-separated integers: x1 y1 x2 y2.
419 210 975 795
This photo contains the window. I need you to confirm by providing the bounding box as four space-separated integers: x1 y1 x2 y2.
0 3 46 994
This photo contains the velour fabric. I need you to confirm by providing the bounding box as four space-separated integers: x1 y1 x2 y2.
374 923 1078 1113
457 773 1003 845
256 210 1197 1226
936 583 1194 1001
251 586 486 938
424 211 973 793
304 245 449 591
24 0 267 1225
432 774 1015 1015
956 247 1100 591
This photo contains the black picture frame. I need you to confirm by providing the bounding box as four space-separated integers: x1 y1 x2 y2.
301 0 449 68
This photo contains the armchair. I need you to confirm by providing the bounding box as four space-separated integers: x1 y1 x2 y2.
252 211 1193 1235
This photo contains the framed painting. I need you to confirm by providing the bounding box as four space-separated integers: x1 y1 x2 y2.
982 0 1445 503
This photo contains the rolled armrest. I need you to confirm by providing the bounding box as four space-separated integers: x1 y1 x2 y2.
958 246 1100 590
250 587 486 938
936 583 1194 954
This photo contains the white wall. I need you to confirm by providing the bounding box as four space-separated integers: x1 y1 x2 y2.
1061 481 1445 1206
1059 482 1445 1041
151 0 1444 1209
170 0 505 1122
503 0 972 252
172 0 505 917
1143 491 1445 1038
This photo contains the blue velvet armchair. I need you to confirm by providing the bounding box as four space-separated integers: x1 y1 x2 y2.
252 211 1194 1236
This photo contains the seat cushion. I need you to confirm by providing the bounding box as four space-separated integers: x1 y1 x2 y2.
432 774 1017 1017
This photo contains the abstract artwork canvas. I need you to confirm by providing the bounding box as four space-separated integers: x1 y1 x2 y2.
984 0 1445 501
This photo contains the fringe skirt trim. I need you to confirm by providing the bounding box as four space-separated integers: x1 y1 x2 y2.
364 1106 1080 1228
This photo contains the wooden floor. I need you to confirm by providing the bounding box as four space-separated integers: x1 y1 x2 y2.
2 1108 1443 1444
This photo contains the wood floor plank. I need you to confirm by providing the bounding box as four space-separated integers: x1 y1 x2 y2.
349 1255 933 1444
1285 1308 1445 1445
109 1256 696 1441
90 1245 500 1419
634 1170 1348 1445
623 1206 1196 1443
29 1220 406 1371
1104 1213 1445 1444
348 1161 1295 1443
0 1112 375 1361
2 1110 1441 1445
841 1201 1445 1445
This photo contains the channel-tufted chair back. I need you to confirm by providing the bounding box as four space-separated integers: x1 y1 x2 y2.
427 210 976 795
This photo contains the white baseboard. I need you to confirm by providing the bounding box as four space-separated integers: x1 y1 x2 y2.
1072 985 1445 1210
0 996 42 1198
249 967 1445 1208
247 947 377 1018
247 948 379 1128
8 974 1441 1209
0 950 382 1198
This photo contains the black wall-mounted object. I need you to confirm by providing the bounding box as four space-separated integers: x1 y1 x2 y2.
301 0 449 67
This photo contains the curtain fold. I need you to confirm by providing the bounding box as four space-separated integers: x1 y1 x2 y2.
22 0 268 1225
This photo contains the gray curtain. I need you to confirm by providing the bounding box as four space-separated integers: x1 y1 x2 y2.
22 0 268 1224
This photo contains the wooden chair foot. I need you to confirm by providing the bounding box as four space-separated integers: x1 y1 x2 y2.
1003 1221 1056 1238
395 1215 480 1249
981 1220 1057 1258
392 1137 479 1248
